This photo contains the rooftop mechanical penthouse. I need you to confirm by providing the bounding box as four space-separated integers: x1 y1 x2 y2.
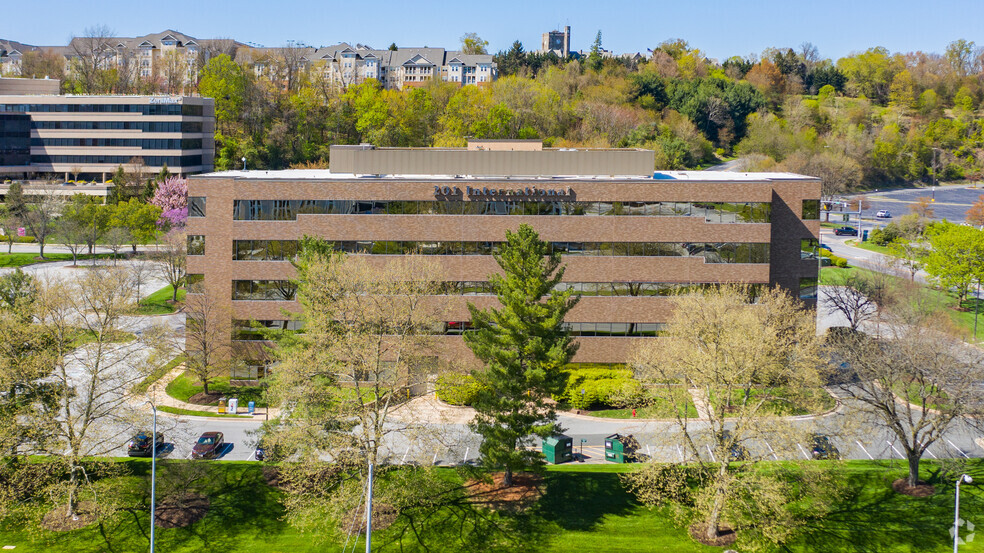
187 141 821 379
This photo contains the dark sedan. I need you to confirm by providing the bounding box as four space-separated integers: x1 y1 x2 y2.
192 432 224 459
127 432 164 457
834 226 859 236
810 434 840 460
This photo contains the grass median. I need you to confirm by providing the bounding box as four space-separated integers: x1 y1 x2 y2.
134 284 186 315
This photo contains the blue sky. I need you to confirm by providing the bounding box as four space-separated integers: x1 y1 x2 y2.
5 0 983 61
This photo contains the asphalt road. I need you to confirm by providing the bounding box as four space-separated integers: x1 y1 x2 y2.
852 183 984 224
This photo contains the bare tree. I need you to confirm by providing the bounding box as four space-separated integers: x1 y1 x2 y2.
103 226 130 265
184 289 232 396
160 50 186 94
32 268 171 520
830 306 984 490
69 25 115 93
628 285 829 546
153 231 186 302
21 185 65 259
823 272 887 331
126 254 154 299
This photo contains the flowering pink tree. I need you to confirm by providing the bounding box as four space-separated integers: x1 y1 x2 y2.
149 176 188 231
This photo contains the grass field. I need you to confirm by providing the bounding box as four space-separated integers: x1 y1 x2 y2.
844 239 896 256
134 284 186 315
156 405 251 418
0 252 113 268
1 460 981 552
165 370 267 406
132 354 186 394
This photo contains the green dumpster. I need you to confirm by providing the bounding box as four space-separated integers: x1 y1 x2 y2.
604 433 639 464
542 434 573 464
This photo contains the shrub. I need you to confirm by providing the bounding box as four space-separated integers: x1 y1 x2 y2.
868 227 888 246
819 249 848 267
435 373 485 406
557 365 643 409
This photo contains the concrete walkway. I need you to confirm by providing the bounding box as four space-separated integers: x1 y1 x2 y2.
146 365 278 421
688 388 713 420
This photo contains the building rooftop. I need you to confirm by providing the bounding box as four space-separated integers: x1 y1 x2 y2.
195 169 817 182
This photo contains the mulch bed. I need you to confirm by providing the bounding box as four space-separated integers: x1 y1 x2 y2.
41 501 98 531
892 478 937 497
465 472 543 511
689 523 738 546
344 502 398 532
155 492 210 528
262 466 281 488
187 392 224 405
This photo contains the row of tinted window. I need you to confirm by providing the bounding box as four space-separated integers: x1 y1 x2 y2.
228 279 762 299
232 280 297 301
232 199 771 223
31 154 203 166
0 103 204 116
32 120 203 132
232 240 770 263
231 319 666 340
32 138 202 150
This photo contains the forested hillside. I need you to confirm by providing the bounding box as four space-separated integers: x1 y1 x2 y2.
191 38 984 196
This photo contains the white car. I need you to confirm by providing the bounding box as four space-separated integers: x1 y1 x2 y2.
875 210 892 218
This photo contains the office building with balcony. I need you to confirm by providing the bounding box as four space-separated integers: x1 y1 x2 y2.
186 141 820 379
0 94 215 180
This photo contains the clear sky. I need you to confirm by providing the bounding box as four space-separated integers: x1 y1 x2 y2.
4 0 983 61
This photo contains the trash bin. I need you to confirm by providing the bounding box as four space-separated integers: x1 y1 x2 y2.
218 398 227 414
248 401 255 415
542 434 573 464
604 433 639 464
228 398 239 414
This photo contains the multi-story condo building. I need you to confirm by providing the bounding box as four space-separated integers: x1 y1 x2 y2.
187 140 820 380
238 43 497 90
0 94 215 180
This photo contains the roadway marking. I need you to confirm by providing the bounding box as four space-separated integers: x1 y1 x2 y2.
947 439 971 459
797 443 811 460
887 441 903 459
705 445 716 463
856 440 874 460
765 441 779 461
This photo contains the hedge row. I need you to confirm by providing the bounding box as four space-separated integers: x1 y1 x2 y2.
435 373 486 406
820 249 849 268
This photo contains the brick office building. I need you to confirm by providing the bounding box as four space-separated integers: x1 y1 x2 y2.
186 141 821 379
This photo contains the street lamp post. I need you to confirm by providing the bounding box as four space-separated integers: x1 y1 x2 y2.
144 401 157 553
242 156 247 171
954 473 973 552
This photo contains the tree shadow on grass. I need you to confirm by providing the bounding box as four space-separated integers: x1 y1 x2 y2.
788 462 984 552
533 470 638 532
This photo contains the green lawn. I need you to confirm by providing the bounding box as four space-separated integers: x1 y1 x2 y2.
134 285 186 315
845 239 896 256
588 386 699 419
1 460 982 552
0 252 113 268
166 370 267 406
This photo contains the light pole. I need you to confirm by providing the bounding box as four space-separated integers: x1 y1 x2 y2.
954 473 973 552
241 156 247 171
144 400 157 553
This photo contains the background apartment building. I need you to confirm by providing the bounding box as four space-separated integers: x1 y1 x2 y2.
0 94 215 180
186 141 820 379
237 43 496 90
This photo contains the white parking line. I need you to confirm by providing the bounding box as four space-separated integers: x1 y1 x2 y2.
706 444 716 463
797 443 811 460
887 441 903 459
856 440 874 460
677 445 684 463
765 441 779 461
947 439 971 459
246 450 255 462
924 447 938 459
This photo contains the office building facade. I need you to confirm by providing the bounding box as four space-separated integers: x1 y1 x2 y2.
187 142 820 378
0 95 215 179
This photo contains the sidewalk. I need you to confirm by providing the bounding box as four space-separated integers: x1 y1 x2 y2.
146 365 278 421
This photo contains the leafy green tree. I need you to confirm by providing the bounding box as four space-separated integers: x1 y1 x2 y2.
924 223 984 304
198 54 247 133
62 194 110 255
388 42 398 51
464 224 580 487
0 269 37 315
0 206 18 254
4 182 25 221
494 41 527 77
110 199 161 253
460 32 489 55
587 30 604 71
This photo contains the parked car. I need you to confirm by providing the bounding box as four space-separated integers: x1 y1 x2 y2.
717 430 749 462
834 226 859 236
819 243 832 252
127 431 164 457
810 434 840 460
192 431 224 459
875 210 892 218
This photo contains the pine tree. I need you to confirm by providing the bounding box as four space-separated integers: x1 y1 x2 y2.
464 224 579 487
5 181 25 219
